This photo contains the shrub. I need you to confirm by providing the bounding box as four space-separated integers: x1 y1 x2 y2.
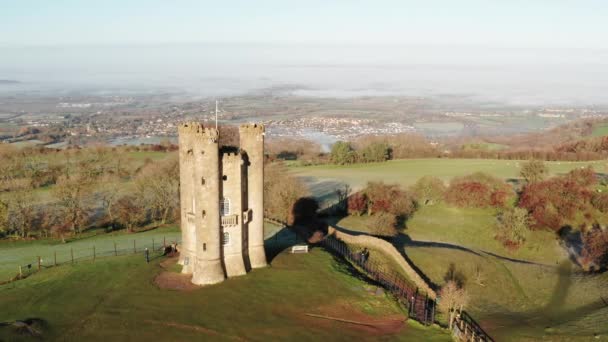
591 192 608 212
347 192 368 216
495 207 531 249
445 172 513 208
264 163 309 224
360 142 391 163
580 227 608 271
366 212 398 237
520 159 549 183
363 182 416 217
410 176 446 205
519 169 596 230
330 141 357 165
445 181 491 208
567 166 597 187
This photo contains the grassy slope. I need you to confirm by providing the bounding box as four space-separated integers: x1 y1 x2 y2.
406 247 608 341
0 249 450 341
295 159 608 340
338 205 563 264
291 158 606 191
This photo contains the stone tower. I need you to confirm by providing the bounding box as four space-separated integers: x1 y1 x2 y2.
177 122 267 286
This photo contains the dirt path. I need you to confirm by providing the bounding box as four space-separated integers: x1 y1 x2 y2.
154 256 199 291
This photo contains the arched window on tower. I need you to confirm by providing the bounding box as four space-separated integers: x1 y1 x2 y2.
220 198 231 216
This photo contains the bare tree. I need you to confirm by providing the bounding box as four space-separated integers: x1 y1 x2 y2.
115 195 146 232
8 187 36 238
438 280 469 330
0 198 9 237
134 156 179 225
53 173 92 235
98 176 122 230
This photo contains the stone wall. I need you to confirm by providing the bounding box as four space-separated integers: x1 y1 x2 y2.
330 227 437 299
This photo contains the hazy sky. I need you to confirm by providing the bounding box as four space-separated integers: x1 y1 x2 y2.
2 1 607 105
2 0 607 48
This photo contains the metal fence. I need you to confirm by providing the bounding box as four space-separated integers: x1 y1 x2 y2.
322 235 436 325
3 236 180 285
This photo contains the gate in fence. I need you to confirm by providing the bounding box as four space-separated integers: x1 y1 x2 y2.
322 235 436 325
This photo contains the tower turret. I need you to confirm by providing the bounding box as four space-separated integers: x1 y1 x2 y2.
239 124 268 268
178 123 225 285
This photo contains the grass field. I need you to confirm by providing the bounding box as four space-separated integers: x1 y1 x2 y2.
591 123 608 137
291 158 607 192
0 244 451 341
461 142 508 151
0 226 181 282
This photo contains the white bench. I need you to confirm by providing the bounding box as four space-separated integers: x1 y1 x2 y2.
291 245 309 254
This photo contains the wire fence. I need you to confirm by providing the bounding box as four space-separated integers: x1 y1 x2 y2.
323 235 436 325
2 236 181 285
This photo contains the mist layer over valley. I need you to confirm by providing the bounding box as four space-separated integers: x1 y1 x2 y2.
2 43 608 106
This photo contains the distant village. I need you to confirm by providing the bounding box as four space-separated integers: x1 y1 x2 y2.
1 94 607 148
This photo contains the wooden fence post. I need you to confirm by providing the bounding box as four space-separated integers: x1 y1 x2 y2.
54 251 57 266
133 240 136 254
163 236 166 248
71 248 74 264
93 246 96 261
19 266 22 278
114 242 117 256
37 256 41 271
152 239 155 251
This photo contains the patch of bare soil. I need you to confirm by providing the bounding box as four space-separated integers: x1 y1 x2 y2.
159 256 178 269
301 302 406 336
154 256 199 291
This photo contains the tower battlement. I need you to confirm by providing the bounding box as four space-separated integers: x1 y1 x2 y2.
239 123 265 135
178 122 219 140
221 152 245 164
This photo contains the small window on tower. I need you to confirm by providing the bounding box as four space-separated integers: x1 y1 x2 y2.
220 198 231 216
201 177 205 185
222 232 230 246
222 175 228 181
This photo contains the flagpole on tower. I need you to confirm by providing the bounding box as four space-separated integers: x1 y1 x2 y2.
215 100 218 130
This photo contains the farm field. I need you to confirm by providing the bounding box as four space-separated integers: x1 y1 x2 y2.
290 158 607 192
0 246 451 341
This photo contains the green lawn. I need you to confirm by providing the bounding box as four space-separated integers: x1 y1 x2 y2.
0 246 451 341
0 226 181 282
291 158 607 192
